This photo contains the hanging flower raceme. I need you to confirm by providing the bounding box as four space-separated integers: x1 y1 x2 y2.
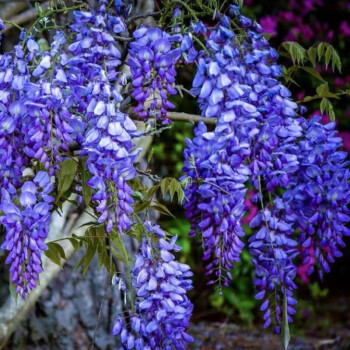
0 41 35 194
249 202 298 333
286 117 350 279
113 222 194 349
67 4 139 233
0 171 54 298
183 5 350 332
182 122 250 287
22 31 75 176
128 27 182 124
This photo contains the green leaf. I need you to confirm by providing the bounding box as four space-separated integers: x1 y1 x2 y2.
56 158 78 204
299 67 325 82
317 42 325 61
320 98 336 121
47 242 66 260
79 243 96 275
282 42 306 65
68 237 80 251
169 179 177 201
134 200 151 214
81 159 92 207
150 201 175 217
160 178 170 198
281 294 290 350
169 178 185 204
111 231 131 263
316 83 329 97
147 184 160 199
131 223 144 242
325 45 332 69
132 191 144 202
307 47 317 67
97 241 106 271
332 49 342 72
44 243 62 267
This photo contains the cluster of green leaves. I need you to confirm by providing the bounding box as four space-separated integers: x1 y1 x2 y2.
280 41 349 121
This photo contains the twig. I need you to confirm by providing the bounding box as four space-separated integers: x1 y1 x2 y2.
126 11 161 24
176 85 196 98
167 112 217 125
114 35 133 42
89 275 109 350
136 169 162 182
129 112 216 125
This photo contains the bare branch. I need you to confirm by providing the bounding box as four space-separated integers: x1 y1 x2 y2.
126 11 161 24
167 112 217 125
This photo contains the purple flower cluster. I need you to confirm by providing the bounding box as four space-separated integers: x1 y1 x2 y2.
0 171 53 298
0 41 35 193
182 122 249 287
183 11 300 289
0 0 139 299
67 4 139 233
113 222 193 349
249 204 298 332
287 117 350 279
23 31 75 176
183 5 350 331
128 27 182 124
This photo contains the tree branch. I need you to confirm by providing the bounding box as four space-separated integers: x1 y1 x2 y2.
126 11 161 24
167 112 217 125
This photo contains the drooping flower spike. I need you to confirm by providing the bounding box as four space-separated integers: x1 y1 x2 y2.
113 222 194 349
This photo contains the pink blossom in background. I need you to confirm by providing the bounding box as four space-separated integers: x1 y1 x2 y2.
326 29 334 41
300 24 314 40
338 132 350 153
280 11 295 23
260 15 278 36
302 0 323 14
335 77 345 88
340 21 350 36
285 27 300 41
310 111 334 125
296 91 305 101
298 247 316 284
242 190 258 225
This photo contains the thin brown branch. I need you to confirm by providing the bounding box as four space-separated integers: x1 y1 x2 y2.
126 11 161 24
167 112 217 125
114 35 133 42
